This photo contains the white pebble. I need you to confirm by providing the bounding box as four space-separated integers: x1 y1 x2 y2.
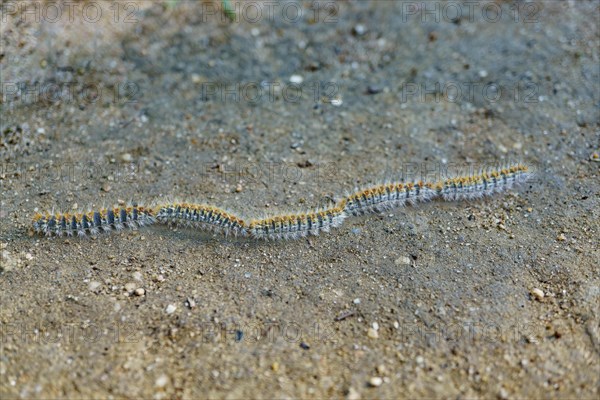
531 288 544 301
395 256 411 266
353 298 361 304
165 304 177 314
354 24 366 35
289 74 304 84
368 377 383 387
155 374 169 388
367 328 379 339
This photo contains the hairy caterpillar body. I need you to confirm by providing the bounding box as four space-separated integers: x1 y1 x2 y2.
32 205 156 237
438 165 532 201
31 164 533 240
155 203 247 237
249 202 347 240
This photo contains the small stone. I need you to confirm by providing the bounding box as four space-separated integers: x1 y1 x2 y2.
353 24 366 36
368 377 383 387
124 282 136 293
300 342 310 350
416 356 425 366
557 233 566 241
101 183 111 192
531 288 544 301
89 281 101 291
353 298 361 304
271 362 279 372
331 97 343 106
134 288 145 296
478 70 488 78
186 297 196 309
366 85 382 95
235 184 243 193
289 74 304 84
395 256 411 266
121 153 133 162
367 328 379 339
155 374 169 388
498 387 509 400
165 304 177 314
376 364 386 374
347 387 361 400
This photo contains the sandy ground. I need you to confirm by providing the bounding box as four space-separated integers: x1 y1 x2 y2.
1 1 599 398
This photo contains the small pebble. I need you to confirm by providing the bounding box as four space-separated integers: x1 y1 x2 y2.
353 24 366 36
289 74 304 84
367 85 382 95
134 288 145 296
165 304 177 314
367 328 379 339
346 387 360 400
368 377 383 387
121 153 133 162
101 183 111 192
124 282 136 293
89 281 101 291
395 256 411 266
155 375 169 388
531 288 544 301
186 298 196 309
557 233 566 241
300 342 310 350
353 298 361 304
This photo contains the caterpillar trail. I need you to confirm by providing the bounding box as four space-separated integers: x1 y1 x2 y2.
31 164 533 240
